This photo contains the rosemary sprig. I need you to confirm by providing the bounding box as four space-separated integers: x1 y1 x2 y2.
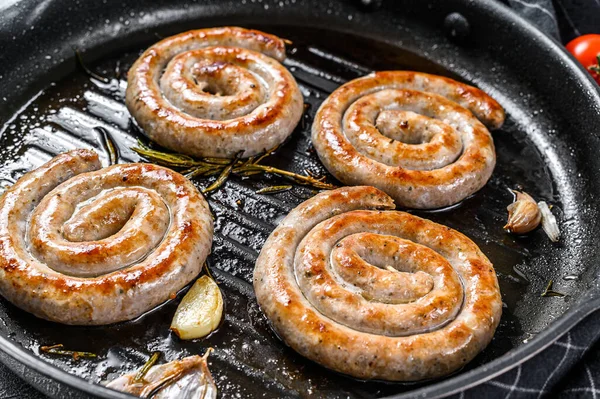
256 185 293 195
250 144 278 165
541 280 566 297
131 141 336 193
40 344 97 360
239 164 333 189
134 351 162 383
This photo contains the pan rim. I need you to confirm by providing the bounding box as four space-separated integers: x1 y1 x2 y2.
1 0 600 398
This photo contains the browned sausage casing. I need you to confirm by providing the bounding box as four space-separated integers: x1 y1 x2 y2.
126 26 304 158
0 149 213 325
253 186 501 381
312 71 505 209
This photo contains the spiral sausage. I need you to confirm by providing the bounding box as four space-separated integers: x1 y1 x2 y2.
253 186 501 381
312 71 505 209
126 26 304 158
0 149 213 325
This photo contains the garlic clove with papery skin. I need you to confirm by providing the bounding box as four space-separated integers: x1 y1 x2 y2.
504 190 542 234
106 351 217 399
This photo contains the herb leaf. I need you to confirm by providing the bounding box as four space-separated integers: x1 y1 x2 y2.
95 127 119 165
541 280 566 297
256 185 293 195
134 351 161 383
40 344 97 360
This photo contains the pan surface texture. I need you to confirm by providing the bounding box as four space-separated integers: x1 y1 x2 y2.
1 0 600 398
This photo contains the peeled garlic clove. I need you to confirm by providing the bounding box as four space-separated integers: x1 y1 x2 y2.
106 351 217 399
504 191 541 234
171 275 223 340
538 201 560 242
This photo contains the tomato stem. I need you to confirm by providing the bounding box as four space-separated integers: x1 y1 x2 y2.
589 54 600 74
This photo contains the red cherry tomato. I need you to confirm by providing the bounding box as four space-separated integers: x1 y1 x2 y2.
566 34 600 85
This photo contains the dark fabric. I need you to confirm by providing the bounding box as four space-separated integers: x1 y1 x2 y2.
554 0 600 42
506 0 561 39
0 1 599 398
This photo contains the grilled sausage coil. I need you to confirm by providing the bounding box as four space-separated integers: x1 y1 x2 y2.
253 186 501 381
0 149 213 325
312 71 505 209
126 26 304 158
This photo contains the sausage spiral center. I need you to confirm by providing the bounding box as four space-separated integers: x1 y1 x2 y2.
297 218 464 337
30 186 170 278
254 186 501 381
312 71 505 209
126 27 304 158
0 149 213 325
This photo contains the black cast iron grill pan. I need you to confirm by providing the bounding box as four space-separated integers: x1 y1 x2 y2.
1 0 600 398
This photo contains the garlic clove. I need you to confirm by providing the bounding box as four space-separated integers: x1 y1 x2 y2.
170 275 223 340
504 191 542 234
538 201 560 242
106 351 217 399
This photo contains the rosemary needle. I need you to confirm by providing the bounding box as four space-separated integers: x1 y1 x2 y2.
40 344 97 360
95 127 119 165
201 155 239 194
541 280 566 297
256 185 293 195
133 140 202 168
134 351 162 383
